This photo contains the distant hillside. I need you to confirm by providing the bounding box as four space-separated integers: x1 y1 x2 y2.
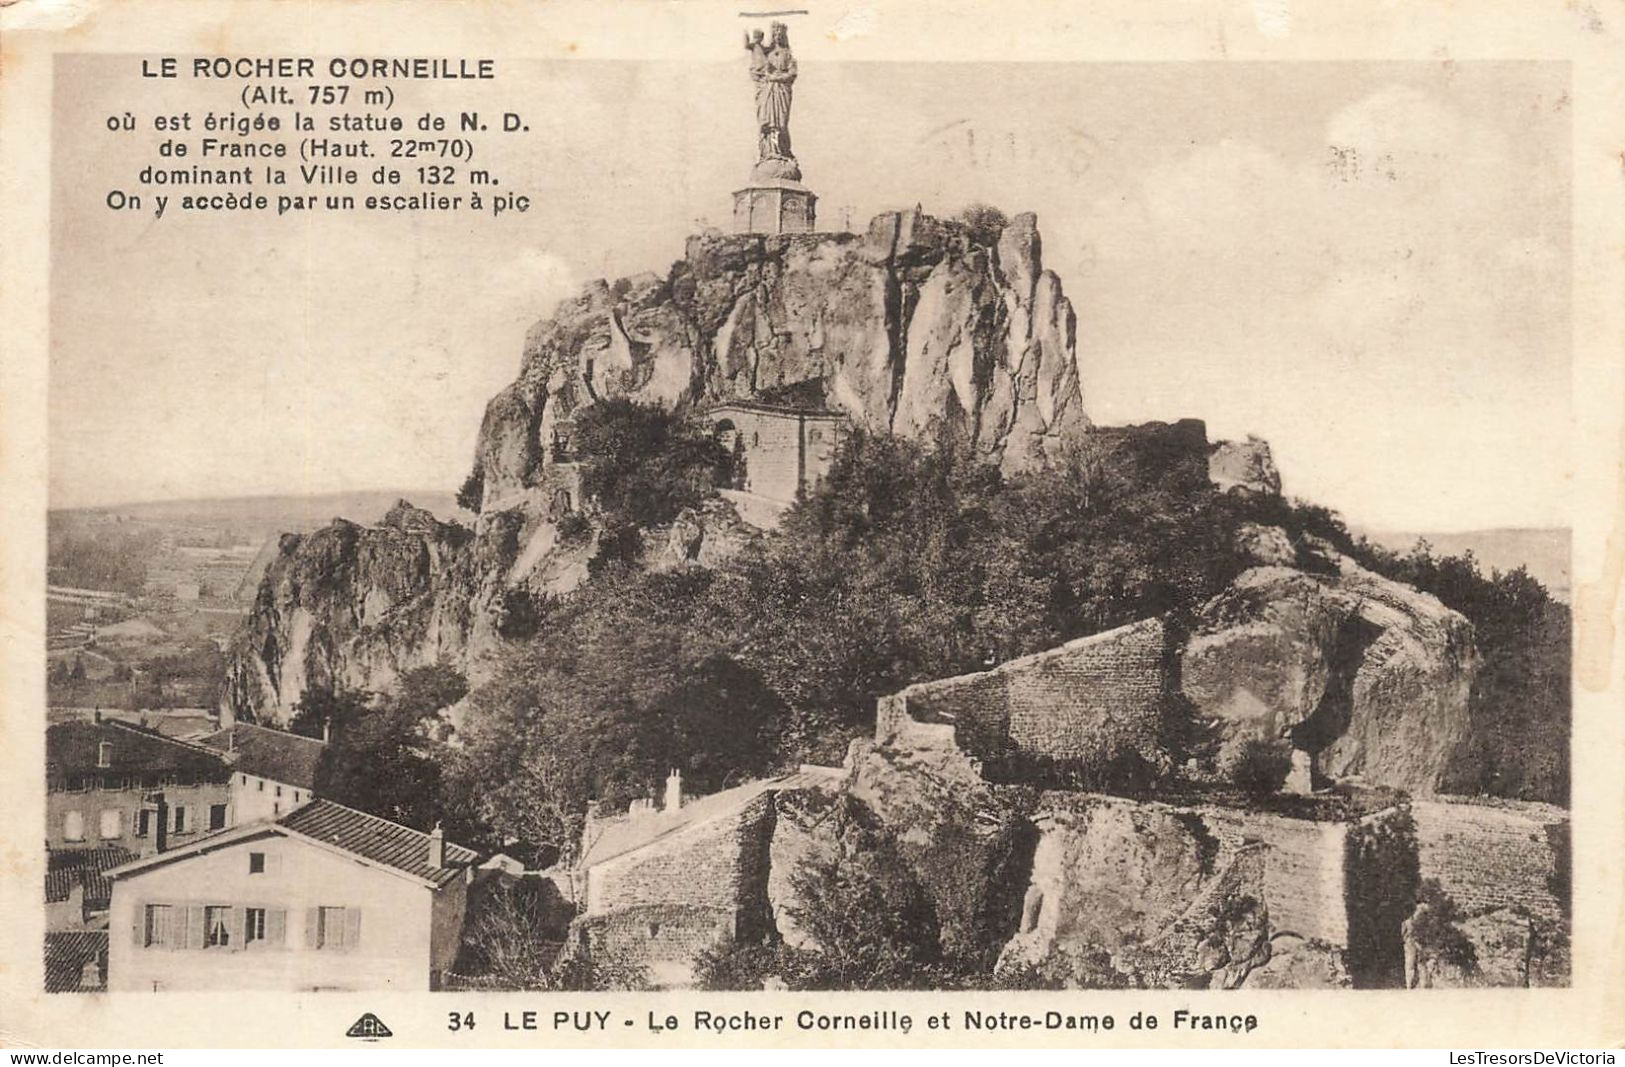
54 489 468 538
1354 526 1570 602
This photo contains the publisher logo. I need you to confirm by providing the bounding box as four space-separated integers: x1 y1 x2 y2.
346 1013 394 1040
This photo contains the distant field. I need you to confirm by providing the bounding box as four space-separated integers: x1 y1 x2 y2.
1355 526 1570 602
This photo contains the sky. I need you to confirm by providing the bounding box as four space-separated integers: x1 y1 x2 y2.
49 55 1571 532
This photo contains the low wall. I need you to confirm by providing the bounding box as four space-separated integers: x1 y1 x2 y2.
1412 797 1568 923
877 618 1171 772
577 903 734 987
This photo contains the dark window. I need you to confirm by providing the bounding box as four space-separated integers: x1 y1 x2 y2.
249 852 265 874
135 809 150 837
257 780 264 792
208 803 227 830
205 906 231 948
172 806 187 833
244 907 266 945
275 785 282 797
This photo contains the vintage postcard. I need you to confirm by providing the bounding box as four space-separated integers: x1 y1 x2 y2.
1 0 1621 1050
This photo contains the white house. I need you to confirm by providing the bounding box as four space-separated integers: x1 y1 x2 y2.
106 799 480 992
199 723 324 821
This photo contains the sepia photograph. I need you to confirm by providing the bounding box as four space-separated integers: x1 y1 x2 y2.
3 0 1622 1051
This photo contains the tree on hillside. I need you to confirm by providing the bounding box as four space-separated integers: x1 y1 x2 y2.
573 398 732 536
450 571 780 860
292 667 469 831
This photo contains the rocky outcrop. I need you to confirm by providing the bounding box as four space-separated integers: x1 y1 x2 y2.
220 502 496 724
227 209 1093 723
1208 436 1281 496
844 739 1036 967
1180 543 1479 794
657 498 756 570
473 208 1090 510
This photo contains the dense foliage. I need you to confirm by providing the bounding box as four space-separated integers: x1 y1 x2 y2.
289 665 466 833
574 399 733 541
333 418 1569 865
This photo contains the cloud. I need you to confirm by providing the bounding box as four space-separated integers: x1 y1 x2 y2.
1076 82 1568 529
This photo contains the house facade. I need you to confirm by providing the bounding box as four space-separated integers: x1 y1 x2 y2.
200 723 323 822
106 799 479 992
47 717 234 857
571 767 841 986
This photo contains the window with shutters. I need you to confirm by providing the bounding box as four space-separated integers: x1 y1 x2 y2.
319 906 345 949
172 805 188 833
63 810 84 842
209 803 227 830
312 906 359 950
244 907 265 945
99 809 121 839
143 904 173 947
204 905 232 948
135 808 150 837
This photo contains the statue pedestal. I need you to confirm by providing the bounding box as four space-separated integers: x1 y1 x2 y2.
733 178 817 235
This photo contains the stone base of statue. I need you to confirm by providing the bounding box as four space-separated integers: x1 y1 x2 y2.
734 176 817 235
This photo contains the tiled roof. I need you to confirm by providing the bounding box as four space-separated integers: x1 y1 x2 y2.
201 723 324 790
47 719 230 786
44 867 74 904
278 799 479 887
47 846 136 906
44 931 107 993
581 767 842 869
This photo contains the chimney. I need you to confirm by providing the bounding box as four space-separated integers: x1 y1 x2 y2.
427 823 445 869
146 792 168 854
322 717 332 744
664 769 682 813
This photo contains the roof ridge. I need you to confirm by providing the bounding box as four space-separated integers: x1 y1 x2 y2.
204 723 326 746
281 796 475 851
101 717 227 757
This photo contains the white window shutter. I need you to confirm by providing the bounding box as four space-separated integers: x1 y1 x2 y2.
304 907 320 948
343 908 362 949
131 909 143 947
267 909 287 945
185 905 206 950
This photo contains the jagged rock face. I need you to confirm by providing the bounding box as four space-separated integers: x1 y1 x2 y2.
993 794 1353 989
221 502 505 725
1180 548 1479 794
843 739 1036 967
473 209 1090 509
